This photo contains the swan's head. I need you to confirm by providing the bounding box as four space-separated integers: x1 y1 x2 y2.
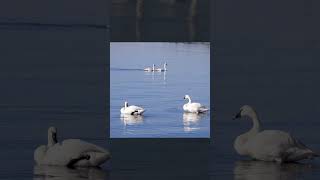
124 101 128 107
48 126 57 146
184 95 191 100
233 105 257 120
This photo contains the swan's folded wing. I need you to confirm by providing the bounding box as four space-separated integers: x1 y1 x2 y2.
248 130 297 160
61 139 108 154
61 139 110 166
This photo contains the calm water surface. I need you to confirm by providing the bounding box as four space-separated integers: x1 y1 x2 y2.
110 42 210 138
210 47 320 179
0 25 110 179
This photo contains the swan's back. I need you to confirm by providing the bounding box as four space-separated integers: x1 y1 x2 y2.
121 105 145 115
61 139 110 166
247 130 315 162
39 139 110 166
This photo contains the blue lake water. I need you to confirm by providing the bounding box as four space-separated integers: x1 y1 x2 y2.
110 42 210 138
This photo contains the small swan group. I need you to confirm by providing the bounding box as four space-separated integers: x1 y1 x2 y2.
120 95 209 116
144 62 167 72
34 127 111 167
233 105 319 163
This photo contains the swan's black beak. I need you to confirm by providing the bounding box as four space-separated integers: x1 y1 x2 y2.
233 111 241 120
183 97 185 99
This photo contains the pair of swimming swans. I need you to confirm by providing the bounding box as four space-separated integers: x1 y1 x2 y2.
233 105 319 163
144 62 167 72
120 95 209 116
34 127 111 167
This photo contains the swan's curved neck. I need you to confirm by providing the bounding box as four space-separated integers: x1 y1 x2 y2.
234 111 261 155
164 64 167 70
187 97 191 103
48 132 57 147
152 65 155 71
248 112 261 133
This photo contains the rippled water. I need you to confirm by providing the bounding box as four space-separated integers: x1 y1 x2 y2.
110 42 210 138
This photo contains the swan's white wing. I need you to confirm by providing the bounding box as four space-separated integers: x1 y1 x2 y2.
184 103 204 113
41 139 110 166
121 107 135 114
128 105 145 115
247 130 316 162
199 105 209 112
61 139 108 154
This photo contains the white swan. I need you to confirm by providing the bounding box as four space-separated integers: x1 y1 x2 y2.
233 105 319 163
144 64 155 71
34 127 111 167
183 95 209 113
120 101 145 115
155 62 167 72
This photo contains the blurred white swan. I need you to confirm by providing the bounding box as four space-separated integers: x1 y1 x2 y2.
183 95 209 113
233 105 319 163
33 165 108 180
155 62 167 72
120 101 145 115
144 64 155 71
34 127 111 167
120 114 144 126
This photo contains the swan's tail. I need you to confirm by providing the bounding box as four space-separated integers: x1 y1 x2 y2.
286 147 318 161
199 106 209 113
131 109 145 115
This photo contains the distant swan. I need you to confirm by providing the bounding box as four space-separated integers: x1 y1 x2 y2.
233 105 319 163
144 64 155 71
34 127 111 167
183 95 209 113
120 101 145 115
155 62 167 72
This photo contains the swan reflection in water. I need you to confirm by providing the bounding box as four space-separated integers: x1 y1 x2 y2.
120 114 144 126
183 112 205 132
33 165 108 180
144 71 166 82
234 160 314 180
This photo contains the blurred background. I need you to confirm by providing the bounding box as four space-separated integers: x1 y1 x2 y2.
111 0 210 41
